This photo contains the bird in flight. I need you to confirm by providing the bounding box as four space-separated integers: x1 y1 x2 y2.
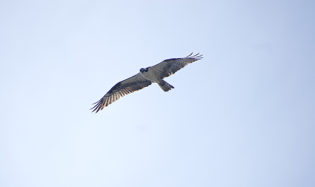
91 52 203 112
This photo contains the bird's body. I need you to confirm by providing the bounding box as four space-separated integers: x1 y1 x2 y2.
91 53 203 112
140 66 174 91
140 67 160 82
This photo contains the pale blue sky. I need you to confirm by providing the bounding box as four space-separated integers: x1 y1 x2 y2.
1 0 314 187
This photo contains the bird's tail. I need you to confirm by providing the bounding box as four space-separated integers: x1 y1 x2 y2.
158 80 174 92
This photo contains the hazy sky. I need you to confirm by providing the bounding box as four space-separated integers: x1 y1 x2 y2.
1 0 314 187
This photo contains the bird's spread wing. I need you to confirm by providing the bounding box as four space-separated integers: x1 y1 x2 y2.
151 52 203 79
91 73 152 112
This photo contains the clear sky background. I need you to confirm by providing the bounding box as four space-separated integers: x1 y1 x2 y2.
1 0 314 187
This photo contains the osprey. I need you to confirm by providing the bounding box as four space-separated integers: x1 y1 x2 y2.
91 53 203 112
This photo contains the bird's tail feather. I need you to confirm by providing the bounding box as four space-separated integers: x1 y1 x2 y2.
158 80 174 92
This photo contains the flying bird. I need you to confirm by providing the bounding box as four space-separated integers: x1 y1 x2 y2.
91 52 203 112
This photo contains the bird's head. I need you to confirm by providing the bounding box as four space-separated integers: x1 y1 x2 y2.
140 67 149 73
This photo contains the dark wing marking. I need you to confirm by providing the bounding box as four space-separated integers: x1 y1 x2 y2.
151 53 203 79
91 73 152 112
